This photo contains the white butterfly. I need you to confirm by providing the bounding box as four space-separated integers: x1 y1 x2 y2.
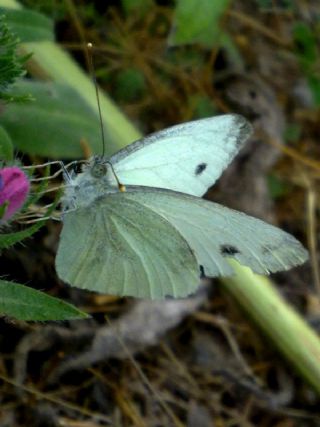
56 114 308 299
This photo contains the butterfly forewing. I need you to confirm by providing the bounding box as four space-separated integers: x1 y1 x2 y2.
109 115 252 197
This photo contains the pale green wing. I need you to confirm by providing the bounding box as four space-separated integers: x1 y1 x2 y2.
123 187 308 277
56 193 199 299
109 115 252 197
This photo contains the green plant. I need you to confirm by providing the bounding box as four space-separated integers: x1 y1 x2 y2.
0 13 87 321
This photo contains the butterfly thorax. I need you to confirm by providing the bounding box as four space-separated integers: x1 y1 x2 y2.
62 156 118 210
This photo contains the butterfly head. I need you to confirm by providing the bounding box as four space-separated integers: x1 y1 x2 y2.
89 155 126 192
90 156 108 179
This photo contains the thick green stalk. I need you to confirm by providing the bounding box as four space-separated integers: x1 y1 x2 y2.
222 262 320 393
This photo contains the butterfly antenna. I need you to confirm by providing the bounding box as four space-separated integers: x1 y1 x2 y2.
87 43 126 192
106 161 126 192
87 42 106 158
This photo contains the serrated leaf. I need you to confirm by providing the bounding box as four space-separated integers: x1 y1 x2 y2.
0 79 104 159
0 125 13 160
0 280 88 321
0 7 54 42
0 14 28 101
169 0 230 47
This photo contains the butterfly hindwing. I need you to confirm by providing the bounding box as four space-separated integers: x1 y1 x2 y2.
109 115 252 196
122 187 308 277
56 192 199 299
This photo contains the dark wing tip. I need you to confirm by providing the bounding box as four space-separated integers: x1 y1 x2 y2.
230 114 254 148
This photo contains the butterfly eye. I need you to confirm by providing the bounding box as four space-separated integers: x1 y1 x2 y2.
90 162 107 178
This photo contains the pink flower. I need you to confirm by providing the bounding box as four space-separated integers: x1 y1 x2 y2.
0 166 30 221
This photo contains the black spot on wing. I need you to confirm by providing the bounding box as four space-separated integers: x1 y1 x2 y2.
199 265 206 278
220 244 240 256
195 163 207 176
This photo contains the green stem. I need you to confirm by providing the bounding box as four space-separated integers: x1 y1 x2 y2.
222 262 320 394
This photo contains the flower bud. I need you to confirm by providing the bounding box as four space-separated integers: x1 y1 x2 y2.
0 166 30 221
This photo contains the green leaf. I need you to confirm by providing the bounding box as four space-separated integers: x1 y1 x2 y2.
0 14 29 102
0 125 13 160
0 79 104 159
0 280 88 321
169 0 230 47
0 7 54 42
0 219 43 248
0 191 60 249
